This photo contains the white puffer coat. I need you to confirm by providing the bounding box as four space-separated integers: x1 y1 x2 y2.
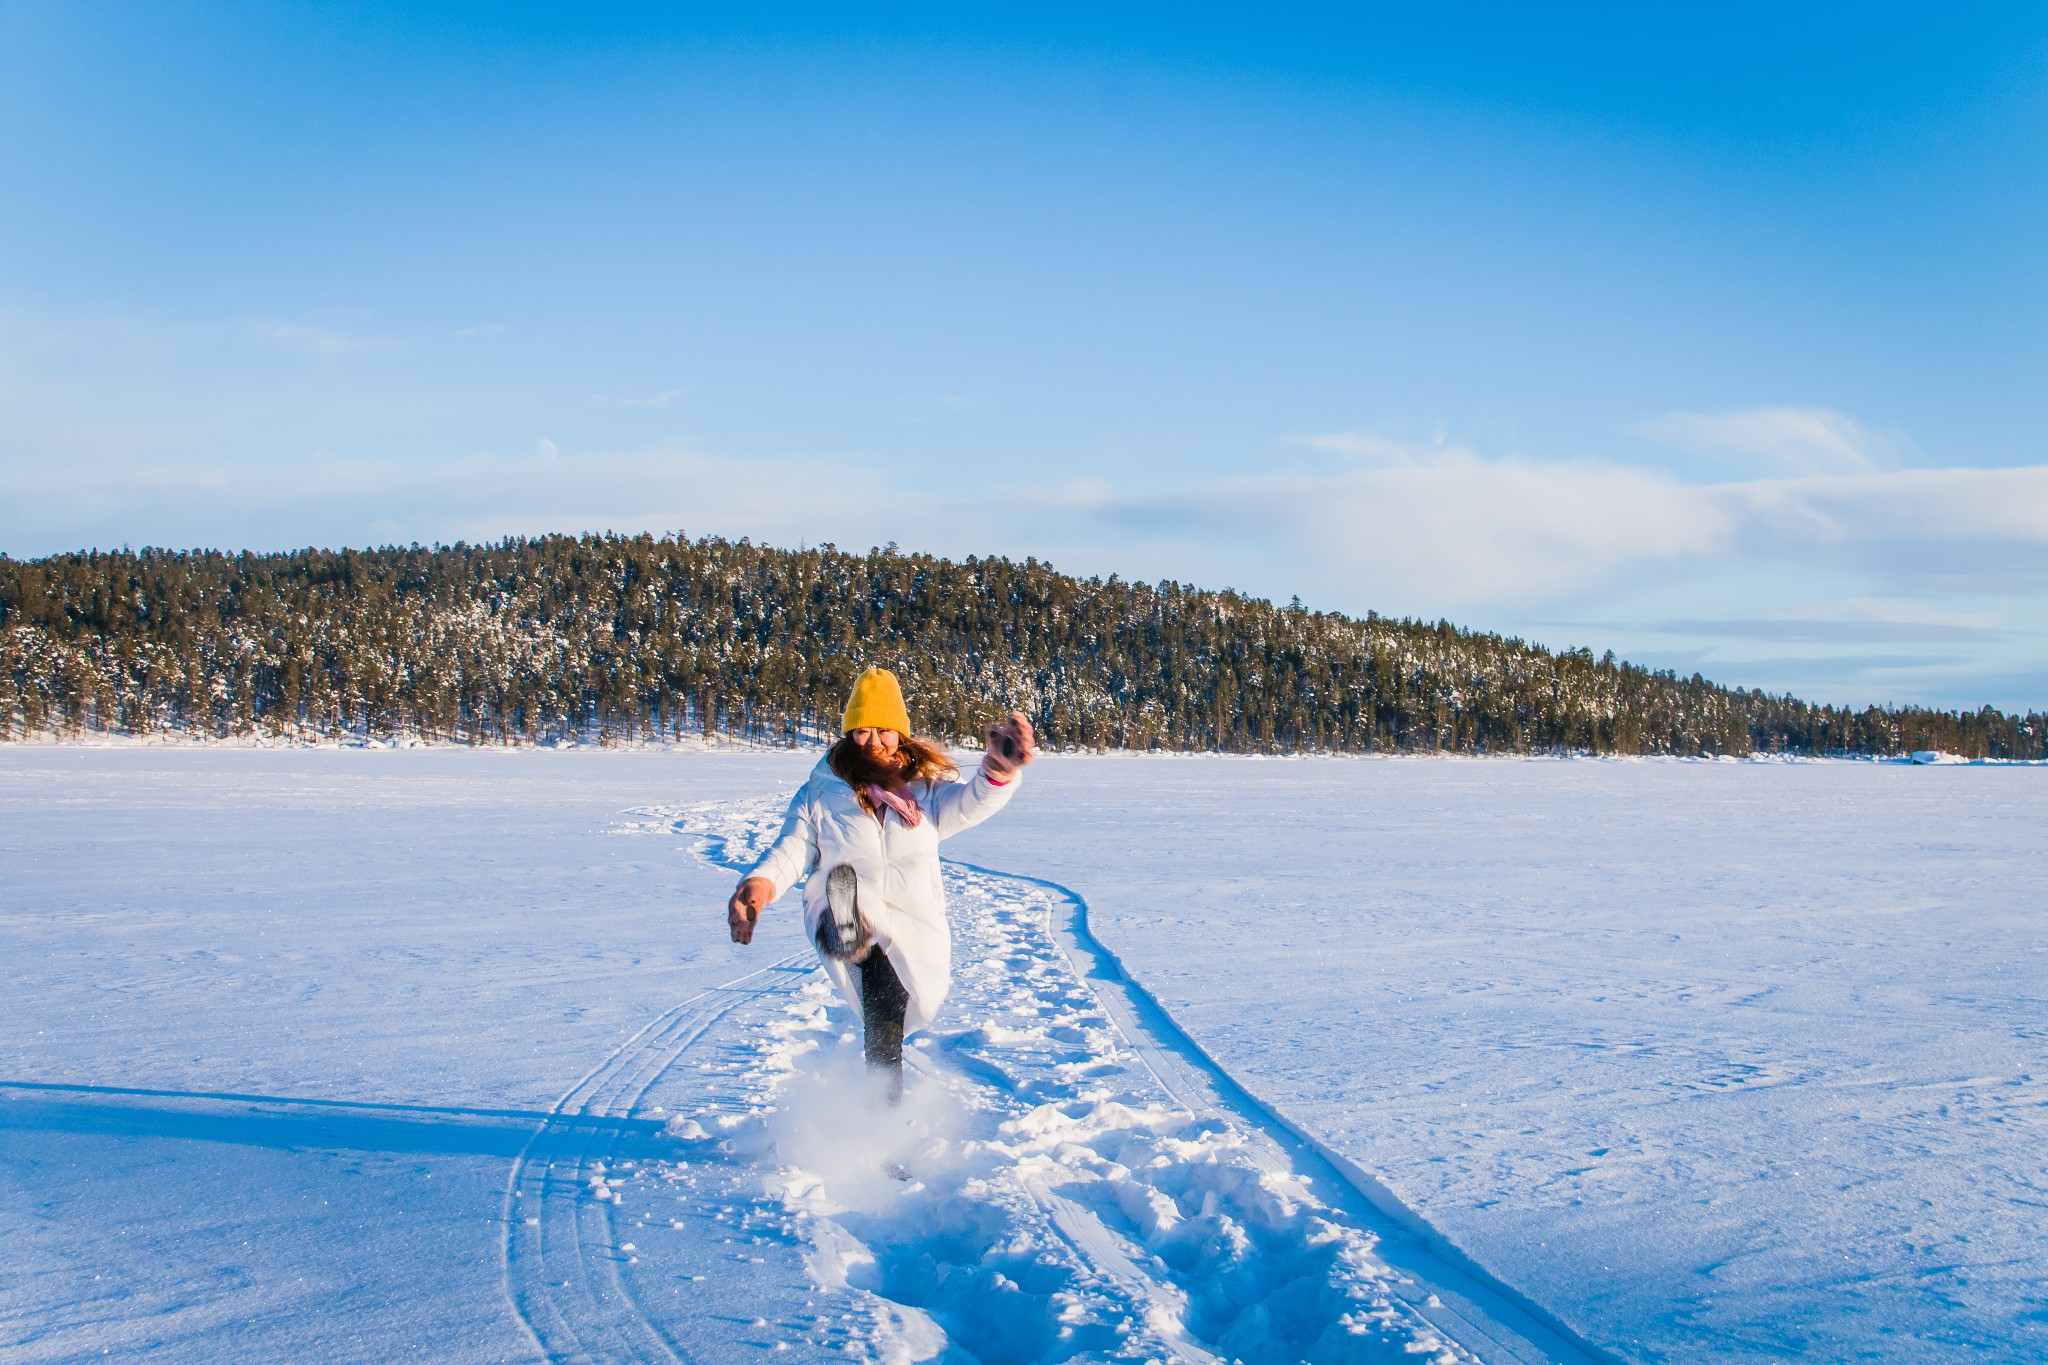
747 755 1019 1034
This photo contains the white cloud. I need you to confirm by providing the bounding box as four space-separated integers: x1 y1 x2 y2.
1059 446 1732 606
259 320 397 354
992 439 2048 700
1634 406 1902 475
1825 598 2002 630
0 440 936 559
592 387 688 408
12 426 2045 611
1301 429 1436 466
1730 465 2048 545
3 342 2042 704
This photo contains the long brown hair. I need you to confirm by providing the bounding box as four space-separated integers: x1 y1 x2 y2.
829 733 959 803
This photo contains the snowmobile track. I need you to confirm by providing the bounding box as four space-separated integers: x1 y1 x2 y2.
499 950 812 1363
520 795 1616 1364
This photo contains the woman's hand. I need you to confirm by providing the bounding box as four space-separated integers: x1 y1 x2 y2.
728 876 774 945
982 710 1036 781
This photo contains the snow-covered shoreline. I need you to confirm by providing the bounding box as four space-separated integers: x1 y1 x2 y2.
6 727 2040 764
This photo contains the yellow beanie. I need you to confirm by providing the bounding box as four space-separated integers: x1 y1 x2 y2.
842 667 913 736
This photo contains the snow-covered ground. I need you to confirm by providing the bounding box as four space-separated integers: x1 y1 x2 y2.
969 756 2048 1363
3 749 2042 1361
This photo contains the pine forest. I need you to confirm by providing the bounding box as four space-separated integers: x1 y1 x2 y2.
2 534 2040 759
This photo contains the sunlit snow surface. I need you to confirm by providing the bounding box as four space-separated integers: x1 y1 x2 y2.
3 748 2043 1362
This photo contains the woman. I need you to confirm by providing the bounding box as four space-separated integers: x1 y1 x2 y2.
726 667 1035 1098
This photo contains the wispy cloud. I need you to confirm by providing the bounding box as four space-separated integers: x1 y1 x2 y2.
0 440 931 559
3 380 2042 705
456 323 508 337
1051 444 1732 605
1084 434 2048 611
1731 465 2048 545
1627 618 2001 646
14 426 2045 611
1302 428 1441 466
592 387 688 408
258 319 398 354
897 391 985 427
1633 406 1906 475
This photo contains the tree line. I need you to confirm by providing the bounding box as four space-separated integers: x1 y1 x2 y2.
2 533 2040 759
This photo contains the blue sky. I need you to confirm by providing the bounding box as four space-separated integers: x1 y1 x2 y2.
4 3 2045 710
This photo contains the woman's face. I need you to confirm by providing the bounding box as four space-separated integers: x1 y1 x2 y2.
849 727 902 763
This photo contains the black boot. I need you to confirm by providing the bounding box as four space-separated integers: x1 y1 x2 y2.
816 863 870 960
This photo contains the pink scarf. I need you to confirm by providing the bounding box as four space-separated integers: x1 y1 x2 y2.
862 784 923 828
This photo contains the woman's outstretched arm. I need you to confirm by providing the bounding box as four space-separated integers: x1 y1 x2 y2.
929 711 1035 839
728 782 817 944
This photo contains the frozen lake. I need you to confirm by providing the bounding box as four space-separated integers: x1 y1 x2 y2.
2 747 2042 1361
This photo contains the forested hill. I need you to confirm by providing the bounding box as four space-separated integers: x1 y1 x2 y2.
1 534 2040 758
